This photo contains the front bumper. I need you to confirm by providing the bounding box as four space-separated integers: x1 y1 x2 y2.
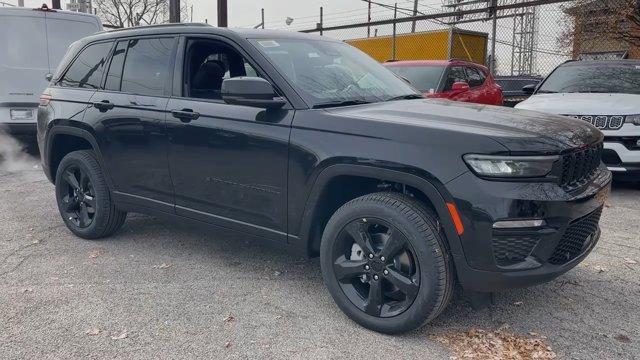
602 141 640 176
444 167 611 292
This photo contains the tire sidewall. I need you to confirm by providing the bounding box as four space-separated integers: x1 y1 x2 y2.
55 152 107 238
320 197 447 334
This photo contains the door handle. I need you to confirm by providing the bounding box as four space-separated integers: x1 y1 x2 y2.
93 100 114 112
171 108 200 123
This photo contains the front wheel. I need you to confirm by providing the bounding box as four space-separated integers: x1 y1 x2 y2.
55 150 127 239
320 192 453 334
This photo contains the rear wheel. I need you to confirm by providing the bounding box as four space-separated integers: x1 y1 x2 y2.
55 150 126 239
320 192 453 334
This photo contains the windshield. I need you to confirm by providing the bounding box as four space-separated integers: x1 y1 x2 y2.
249 38 419 106
385 65 445 92
537 63 640 95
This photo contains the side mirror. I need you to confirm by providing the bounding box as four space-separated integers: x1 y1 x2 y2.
45 73 53 82
522 84 536 94
221 77 286 109
451 81 470 92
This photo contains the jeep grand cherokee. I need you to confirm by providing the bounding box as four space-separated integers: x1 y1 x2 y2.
37 24 611 334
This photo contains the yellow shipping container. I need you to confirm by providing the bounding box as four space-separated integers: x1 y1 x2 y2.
346 28 488 65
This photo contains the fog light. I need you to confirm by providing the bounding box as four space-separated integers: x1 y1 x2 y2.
10 109 34 120
493 219 546 229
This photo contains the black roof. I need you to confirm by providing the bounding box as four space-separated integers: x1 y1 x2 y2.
82 23 334 45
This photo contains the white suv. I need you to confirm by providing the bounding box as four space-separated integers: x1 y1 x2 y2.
516 60 640 179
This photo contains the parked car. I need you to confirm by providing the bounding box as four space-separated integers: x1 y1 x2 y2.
516 60 640 179
0 5 102 140
495 75 542 107
38 25 610 334
383 59 503 105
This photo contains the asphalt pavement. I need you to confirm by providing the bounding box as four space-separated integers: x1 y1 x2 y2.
1 160 638 359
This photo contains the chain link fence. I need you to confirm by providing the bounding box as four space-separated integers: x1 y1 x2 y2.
264 0 638 77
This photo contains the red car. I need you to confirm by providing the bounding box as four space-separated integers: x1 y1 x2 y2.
384 59 503 106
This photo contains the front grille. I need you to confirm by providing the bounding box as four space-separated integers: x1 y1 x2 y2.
565 115 625 130
559 143 603 191
492 234 539 266
548 208 602 265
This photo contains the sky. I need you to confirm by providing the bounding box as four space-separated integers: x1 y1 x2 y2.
5 0 569 75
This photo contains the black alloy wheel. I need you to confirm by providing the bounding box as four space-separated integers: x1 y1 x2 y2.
55 150 127 239
333 218 420 318
320 192 453 334
60 166 97 228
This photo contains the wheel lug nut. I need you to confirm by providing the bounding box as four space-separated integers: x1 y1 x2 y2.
364 265 370 270
380 256 386 262
383 269 389 275
373 275 379 280
368 253 374 259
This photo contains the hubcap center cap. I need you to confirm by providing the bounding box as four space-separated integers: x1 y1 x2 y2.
369 259 385 273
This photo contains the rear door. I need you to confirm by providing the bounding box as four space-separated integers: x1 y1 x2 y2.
83 37 178 212
0 10 47 123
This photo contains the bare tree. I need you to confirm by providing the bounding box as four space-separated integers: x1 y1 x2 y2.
561 0 640 51
95 0 189 28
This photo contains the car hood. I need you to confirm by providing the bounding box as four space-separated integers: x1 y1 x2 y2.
326 99 603 154
515 93 640 115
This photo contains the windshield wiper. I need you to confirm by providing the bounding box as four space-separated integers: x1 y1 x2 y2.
386 94 424 101
312 99 372 109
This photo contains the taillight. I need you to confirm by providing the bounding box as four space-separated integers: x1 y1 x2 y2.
39 93 52 106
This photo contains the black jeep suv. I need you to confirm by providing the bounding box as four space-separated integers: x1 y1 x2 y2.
37 24 611 334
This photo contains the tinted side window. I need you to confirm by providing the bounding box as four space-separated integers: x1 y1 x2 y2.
120 38 176 96
466 67 485 87
444 66 466 91
59 42 112 89
105 41 127 91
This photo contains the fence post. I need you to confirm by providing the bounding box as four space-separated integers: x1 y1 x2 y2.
392 3 397 61
489 0 497 75
411 0 418 32
367 0 372 38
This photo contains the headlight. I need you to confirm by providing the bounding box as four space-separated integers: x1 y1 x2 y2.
463 154 558 178
626 114 640 126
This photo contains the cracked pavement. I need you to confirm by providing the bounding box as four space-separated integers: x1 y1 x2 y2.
0 165 639 359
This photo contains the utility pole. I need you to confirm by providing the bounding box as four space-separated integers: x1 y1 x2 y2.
217 0 228 27
319 6 323 35
169 0 180 23
366 0 372 37
51 0 60 9
411 0 418 32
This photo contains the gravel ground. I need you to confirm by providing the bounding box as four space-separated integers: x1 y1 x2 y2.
0 162 639 359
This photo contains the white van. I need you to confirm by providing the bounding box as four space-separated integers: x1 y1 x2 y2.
0 5 102 138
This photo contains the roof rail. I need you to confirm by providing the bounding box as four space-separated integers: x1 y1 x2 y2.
105 22 211 33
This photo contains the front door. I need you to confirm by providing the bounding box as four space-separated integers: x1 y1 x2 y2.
166 37 292 242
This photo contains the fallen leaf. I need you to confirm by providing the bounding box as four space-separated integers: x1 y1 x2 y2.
594 265 607 273
432 328 556 360
604 202 612 208
624 258 637 265
86 328 101 336
154 263 172 269
224 314 235 323
111 330 128 340
614 334 631 344
224 341 232 348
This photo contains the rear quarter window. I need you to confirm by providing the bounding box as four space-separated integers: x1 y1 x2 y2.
58 41 112 89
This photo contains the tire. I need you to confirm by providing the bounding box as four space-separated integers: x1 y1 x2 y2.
55 150 127 239
320 192 454 334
